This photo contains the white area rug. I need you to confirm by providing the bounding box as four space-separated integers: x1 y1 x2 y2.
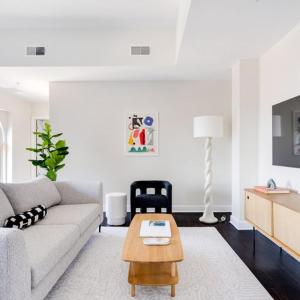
46 227 272 300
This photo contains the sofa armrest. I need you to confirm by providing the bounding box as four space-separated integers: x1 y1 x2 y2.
0 228 31 300
55 181 103 206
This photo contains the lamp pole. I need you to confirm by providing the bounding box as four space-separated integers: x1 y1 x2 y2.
199 137 218 224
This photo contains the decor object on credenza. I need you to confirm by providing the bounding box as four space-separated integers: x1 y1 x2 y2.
267 178 277 189
193 115 223 224
125 112 158 155
26 122 69 181
254 178 290 194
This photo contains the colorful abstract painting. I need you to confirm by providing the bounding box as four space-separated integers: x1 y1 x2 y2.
126 113 158 155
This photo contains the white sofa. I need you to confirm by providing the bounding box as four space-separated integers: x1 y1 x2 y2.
0 179 103 300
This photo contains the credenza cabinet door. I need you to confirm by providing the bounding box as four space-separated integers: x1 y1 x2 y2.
273 203 300 256
245 192 273 236
245 192 255 224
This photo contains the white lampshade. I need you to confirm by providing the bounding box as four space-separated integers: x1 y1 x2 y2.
193 116 223 138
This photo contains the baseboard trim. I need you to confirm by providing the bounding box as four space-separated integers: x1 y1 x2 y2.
230 215 252 230
172 205 232 212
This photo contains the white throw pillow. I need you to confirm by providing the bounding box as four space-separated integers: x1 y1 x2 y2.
0 188 14 226
0 178 61 214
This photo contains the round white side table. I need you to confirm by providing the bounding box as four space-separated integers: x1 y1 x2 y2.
105 192 127 225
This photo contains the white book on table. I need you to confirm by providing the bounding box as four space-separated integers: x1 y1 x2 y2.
139 220 171 238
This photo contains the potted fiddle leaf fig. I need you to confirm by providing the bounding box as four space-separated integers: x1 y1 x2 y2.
26 122 69 181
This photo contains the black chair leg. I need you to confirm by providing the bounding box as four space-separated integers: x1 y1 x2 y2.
253 226 255 256
98 225 101 233
131 211 136 221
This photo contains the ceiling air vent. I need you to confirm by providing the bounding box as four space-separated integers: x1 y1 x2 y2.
131 46 150 56
26 46 46 56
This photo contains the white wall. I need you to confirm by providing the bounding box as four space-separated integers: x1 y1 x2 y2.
259 23 300 190
231 60 259 229
0 89 32 182
31 102 49 119
50 81 232 211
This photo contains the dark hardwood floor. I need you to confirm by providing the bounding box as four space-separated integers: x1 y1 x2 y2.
102 212 300 300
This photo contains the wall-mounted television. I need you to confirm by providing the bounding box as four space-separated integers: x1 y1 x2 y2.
272 95 300 168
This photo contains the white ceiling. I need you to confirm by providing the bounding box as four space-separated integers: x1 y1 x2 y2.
0 0 300 102
0 0 179 29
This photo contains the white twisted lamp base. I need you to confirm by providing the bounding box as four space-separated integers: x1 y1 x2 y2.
199 137 218 224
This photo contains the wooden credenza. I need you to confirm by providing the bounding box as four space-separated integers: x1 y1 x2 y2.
245 189 300 261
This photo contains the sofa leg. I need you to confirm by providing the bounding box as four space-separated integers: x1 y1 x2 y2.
98 225 101 233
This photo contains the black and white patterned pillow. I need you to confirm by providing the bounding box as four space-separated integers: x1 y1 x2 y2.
4 205 47 229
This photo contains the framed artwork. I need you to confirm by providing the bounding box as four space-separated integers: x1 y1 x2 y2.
125 112 159 156
293 111 300 155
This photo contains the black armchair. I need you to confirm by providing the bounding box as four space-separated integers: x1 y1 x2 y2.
130 180 172 220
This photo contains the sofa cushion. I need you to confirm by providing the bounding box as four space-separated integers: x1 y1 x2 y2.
23 224 79 288
38 203 101 235
54 181 102 205
0 177 61 214
0 189 14 227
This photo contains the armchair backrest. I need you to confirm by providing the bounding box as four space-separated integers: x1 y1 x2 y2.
130 180 172 196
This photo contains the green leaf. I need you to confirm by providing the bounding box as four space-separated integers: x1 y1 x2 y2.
38 133 50 142
56 155 65 164
55 140 66 149
45 158 56 169
57 146 69 152
55 164 65 171
46 170 57 181
26 147 41 153
42 140 50 147
44 122 52 134
51 133 63 138
58 151 69 156
28 159 47 168
28 159 44 166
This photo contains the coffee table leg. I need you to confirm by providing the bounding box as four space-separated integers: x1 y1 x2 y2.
130 262 136 297
171 263 176 297
131 284 136 297
171 263 176 277
171 285 175 297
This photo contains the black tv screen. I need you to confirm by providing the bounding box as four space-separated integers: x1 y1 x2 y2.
272 95 300 168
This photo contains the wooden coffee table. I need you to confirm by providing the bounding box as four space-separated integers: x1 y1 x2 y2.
122 214 184 297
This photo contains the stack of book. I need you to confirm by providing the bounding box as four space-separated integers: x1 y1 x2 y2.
140 220 171 237
140 220 171 245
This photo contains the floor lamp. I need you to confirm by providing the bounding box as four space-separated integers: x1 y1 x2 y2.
193 116 223 224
